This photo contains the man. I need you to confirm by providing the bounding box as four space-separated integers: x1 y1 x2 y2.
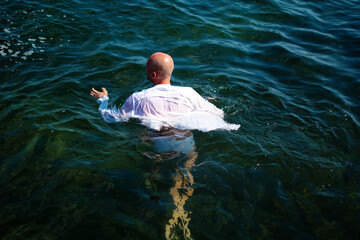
90 52 240 131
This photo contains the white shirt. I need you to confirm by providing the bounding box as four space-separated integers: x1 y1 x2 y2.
97 84 240 132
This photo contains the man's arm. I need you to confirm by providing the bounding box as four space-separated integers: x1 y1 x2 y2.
90 87 125 123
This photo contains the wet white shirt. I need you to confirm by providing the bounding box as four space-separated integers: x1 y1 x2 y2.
96 84 240 131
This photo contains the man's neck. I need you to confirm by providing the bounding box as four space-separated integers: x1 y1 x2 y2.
153 78 171 86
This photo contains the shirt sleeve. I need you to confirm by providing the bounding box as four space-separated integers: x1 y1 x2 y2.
96 95 132 123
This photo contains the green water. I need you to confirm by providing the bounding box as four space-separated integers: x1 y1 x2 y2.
1 0 359 239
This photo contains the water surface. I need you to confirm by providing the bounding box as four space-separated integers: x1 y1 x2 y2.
1 0 359 239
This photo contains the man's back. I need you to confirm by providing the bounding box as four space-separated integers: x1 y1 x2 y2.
125 84 223 119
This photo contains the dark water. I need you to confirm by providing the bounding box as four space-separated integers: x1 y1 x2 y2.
1 0 360 239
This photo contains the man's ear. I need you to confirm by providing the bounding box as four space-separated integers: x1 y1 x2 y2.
151 72 157 79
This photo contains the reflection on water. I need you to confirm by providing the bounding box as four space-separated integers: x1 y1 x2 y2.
144 128 197 240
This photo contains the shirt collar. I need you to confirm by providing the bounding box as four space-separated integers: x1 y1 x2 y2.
153 84 171 89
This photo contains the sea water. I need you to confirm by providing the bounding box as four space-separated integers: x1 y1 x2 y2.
0 0 359 239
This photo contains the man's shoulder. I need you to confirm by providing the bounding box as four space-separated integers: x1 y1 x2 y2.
145 85 195 93
130 85 166 98
128 88 148 101
132 85 200 98
171 85 197 93
171 85 193 90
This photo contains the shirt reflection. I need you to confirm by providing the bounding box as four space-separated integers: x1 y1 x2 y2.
146 128 197 240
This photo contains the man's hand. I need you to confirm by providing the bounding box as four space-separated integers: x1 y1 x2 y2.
90 87 108 98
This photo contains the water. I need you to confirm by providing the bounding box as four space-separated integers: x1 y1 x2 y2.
1 0 359 239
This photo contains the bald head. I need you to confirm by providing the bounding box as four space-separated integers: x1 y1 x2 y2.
146 52 174 85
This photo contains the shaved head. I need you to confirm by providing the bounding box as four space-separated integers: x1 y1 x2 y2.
146 52 174 85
